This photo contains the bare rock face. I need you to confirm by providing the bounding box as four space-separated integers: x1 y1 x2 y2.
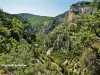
42 11 69 34
46 47 53 55
81 7 97 13
63 59 68 65
68 1 97 21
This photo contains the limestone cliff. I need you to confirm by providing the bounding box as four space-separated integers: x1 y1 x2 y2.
68 1 97 21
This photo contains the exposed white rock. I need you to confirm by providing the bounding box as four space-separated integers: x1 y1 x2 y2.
81 7 97 13
63 59 68 65
46 47 53 55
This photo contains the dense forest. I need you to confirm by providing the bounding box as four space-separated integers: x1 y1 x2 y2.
0 0 100 75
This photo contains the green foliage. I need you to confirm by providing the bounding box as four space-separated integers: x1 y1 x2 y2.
0 1 100 75
91 0 100 10
17 13 53 26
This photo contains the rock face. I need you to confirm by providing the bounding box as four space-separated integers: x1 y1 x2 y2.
68 1 97 21
81 7 97 13
46 48 53 55
42 11 69 34
42 1 97 34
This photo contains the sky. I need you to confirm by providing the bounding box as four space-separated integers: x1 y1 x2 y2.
0 0 91 17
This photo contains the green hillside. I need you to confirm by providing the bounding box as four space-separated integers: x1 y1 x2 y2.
0 0 100 75
17 13 53 25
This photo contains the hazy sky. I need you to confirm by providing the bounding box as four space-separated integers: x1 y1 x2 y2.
0 0 91 17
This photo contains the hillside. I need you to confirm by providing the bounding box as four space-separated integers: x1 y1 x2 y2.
17 13 53 26
0 0 100 75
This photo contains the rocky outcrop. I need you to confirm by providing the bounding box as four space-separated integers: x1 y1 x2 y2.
42 1 97 34
42 11 69 34
46 47 53 55
68 1 97 21
81 7 97 13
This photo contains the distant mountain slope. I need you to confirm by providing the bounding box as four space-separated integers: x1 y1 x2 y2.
17 13 53 25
